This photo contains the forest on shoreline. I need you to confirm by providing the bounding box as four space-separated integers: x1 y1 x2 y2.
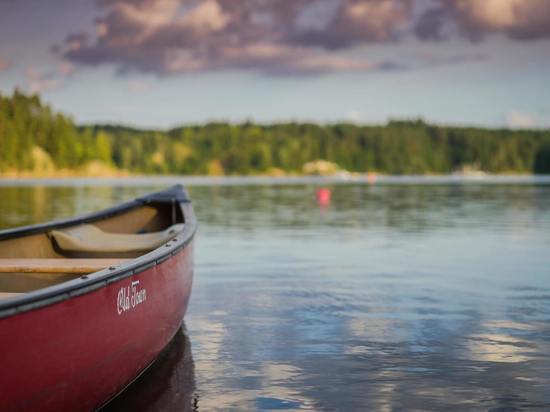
1 90 550 177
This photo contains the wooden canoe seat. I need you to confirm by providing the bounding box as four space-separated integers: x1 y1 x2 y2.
0 292 22 300
0 259 131 274
49 223 184 254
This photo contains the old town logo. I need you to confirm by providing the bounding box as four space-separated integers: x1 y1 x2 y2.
117 280 147 314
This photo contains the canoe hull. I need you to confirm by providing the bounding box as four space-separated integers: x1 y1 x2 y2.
0 241 194 412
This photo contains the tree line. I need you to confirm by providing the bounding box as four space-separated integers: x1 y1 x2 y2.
1 90 550 175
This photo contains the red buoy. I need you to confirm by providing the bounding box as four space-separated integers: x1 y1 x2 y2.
366 172 377 184
316 188 331 205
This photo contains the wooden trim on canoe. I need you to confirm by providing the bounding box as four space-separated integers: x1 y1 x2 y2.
0 292 22 300
0 259 131 274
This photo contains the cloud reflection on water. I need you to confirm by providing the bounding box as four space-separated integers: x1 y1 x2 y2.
1 181 550 411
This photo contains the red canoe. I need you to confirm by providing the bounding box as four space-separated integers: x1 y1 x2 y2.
0 185 196 411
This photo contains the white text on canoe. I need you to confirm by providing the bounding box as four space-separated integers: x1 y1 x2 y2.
117 280 147 314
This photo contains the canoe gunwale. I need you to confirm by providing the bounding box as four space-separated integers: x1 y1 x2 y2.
0 185 197 319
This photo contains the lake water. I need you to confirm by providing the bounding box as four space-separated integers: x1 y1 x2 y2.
1 177 550 411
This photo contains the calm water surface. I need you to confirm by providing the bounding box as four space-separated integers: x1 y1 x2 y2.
1 178 549 411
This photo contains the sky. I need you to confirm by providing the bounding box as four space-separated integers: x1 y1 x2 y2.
0 0 549 129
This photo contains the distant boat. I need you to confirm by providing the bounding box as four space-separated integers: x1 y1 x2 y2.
0 185 196 411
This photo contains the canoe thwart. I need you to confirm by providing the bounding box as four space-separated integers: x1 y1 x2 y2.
0 292 22 300
0 258 131 274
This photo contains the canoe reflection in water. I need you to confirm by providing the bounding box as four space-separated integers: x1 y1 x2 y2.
102 324 198 412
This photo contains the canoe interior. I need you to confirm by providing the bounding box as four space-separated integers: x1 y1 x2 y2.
0 202 183 297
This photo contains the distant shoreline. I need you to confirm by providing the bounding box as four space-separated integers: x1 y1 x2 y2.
1 174 549 187
3 92 550 178
0 169 536 179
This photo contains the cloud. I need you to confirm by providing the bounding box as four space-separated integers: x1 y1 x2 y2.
292 0 412 50
0 58 11 71
505 111 541 129
416 52 486 67
26 67 62 94
127 80 151 92
58 0 550 76
60 0 407 75
416 0 550 41
345 109 365 123
58 61 76 77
